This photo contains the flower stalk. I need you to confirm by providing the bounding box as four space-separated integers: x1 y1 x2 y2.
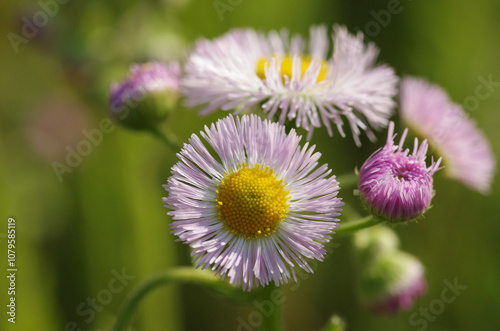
259 285 283 331
336 215 381 235
111 267 251 331
150 126 182 152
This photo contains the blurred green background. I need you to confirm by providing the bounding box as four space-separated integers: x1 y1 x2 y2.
1 0 499 330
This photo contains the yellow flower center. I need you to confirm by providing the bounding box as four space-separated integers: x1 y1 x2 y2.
256 55 328 83
215 163 290 238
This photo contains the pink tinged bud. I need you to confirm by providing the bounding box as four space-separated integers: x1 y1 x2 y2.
358 122 443 222
358 251 427 314
109 61 181 130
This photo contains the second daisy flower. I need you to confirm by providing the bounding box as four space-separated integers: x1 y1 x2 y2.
163 114 343 290
183 25 398 145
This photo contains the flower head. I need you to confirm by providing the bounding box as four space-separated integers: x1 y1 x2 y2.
183 25 398 145
163 114 343 290
400 77 495 194
109 61 181 130
358 250 427 314
358 122 442 222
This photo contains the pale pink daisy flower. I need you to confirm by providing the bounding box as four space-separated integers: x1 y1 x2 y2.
163 114 343 290
400 77 495 194
182 25 398 145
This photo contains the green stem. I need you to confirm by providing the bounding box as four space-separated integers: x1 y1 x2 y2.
111 267 246 331
259 284 283 331
336 172 358 188
336 215 381 235
150 126 182 152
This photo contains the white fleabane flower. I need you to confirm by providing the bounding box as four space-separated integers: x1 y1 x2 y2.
163 114 343 291
183 25 398 145
400 77 495 194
